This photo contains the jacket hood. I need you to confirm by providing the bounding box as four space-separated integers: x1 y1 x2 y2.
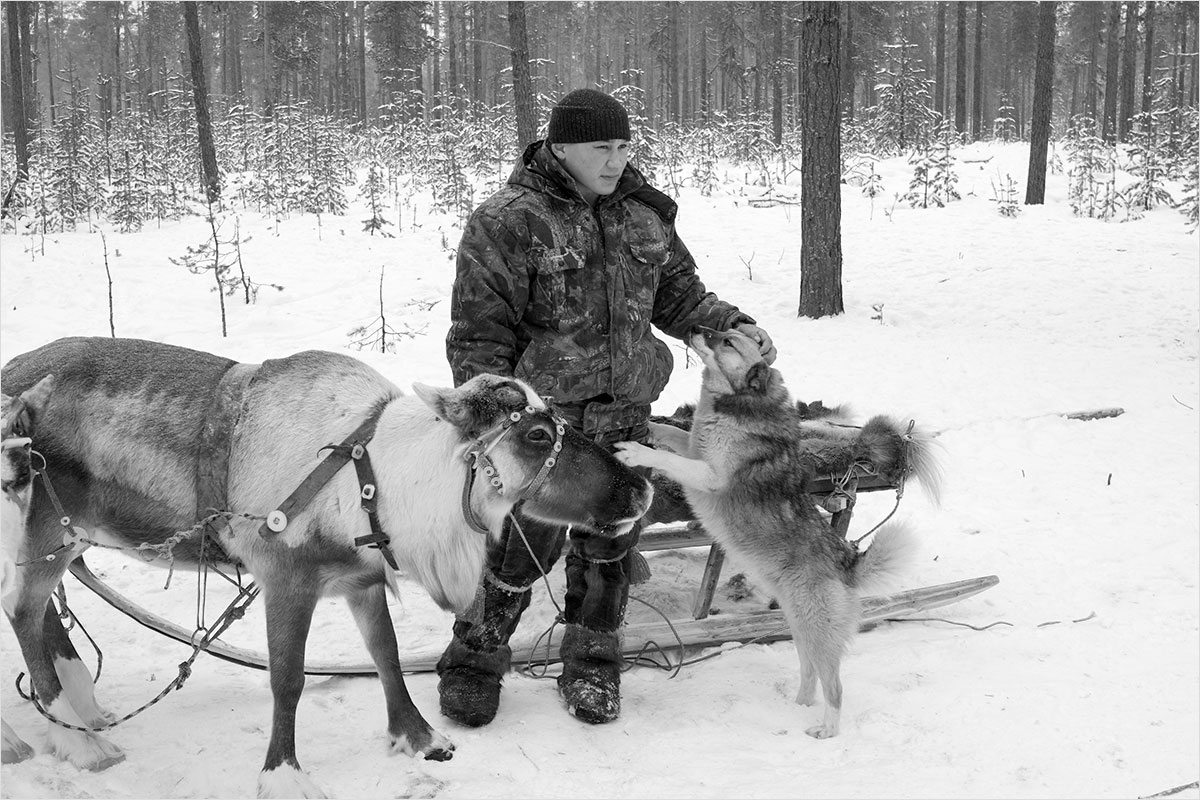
510 140 678 224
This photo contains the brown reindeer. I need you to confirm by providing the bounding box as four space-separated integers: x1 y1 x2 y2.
2 337 652 798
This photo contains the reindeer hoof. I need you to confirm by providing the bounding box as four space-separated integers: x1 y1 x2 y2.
1 737 34 764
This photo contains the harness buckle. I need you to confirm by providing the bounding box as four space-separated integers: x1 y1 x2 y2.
360 483 376 501
351 443 365 460
265 510 288 533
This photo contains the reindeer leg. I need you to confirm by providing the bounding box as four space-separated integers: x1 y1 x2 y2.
42 599 115 725
346 580 454 761
256 575 325 800
8 555 123 770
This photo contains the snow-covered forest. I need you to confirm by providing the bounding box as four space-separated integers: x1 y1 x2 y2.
1 2 1199 799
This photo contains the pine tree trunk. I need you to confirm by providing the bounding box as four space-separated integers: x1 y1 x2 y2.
955 2 967 133
508 1 537 148
1117 0 1137 140
772 2 784 145
1085 2 1099 118
971 1 983 141
357 2 367 122
798 1 844 320
1102 1 1121 142
935 2 946 118
183 1 221 204
1025 1 1057 205
1141 1 1155 119
841 3 855 121
3 0 32 214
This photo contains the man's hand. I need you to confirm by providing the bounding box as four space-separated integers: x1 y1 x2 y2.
734 323 777 365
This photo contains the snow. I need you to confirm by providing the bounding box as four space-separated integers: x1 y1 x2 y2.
1 141 1197 800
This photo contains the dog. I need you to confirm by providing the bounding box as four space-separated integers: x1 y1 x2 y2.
615 327 940 739
1 336 652 798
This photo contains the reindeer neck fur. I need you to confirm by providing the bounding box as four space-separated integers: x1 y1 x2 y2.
364 399 503 613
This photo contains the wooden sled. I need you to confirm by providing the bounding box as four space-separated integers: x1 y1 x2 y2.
67 466 999 675
69 552 998 677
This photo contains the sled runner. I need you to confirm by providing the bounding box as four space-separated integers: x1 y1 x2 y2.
67 556 997 674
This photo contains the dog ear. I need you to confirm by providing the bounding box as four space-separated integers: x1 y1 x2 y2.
412 375 527 437
746 362 771 394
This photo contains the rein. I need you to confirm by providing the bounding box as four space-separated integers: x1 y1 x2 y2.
460 406 565 535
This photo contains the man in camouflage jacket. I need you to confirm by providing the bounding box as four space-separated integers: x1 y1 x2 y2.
438 88 776 726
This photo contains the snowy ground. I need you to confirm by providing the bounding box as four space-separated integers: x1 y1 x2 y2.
0 141 1197 800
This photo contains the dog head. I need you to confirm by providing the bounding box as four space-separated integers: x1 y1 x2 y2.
688 326 779 398
2 374 55 503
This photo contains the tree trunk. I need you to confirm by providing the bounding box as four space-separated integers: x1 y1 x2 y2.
772 2 784 145
1117 0 1137 140
183 1 221 204
1025 1 1057 205
43 4 55 125
357 2 368 122
1140 0 1155 119
935 2 946 118
955 2 967 133
971 1 983 140
261 0 273 115
508 1 537 147
1085 1 1099 118
1102 1 1121 142
841 2 854 121
3 0 32 215
798 2 843 320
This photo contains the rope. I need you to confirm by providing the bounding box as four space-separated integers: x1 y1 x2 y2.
18 580 259 733
508 513 794 680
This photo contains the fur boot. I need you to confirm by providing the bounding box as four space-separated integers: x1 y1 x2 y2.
436 637 515 727
436 575 531 727
557 624 623 724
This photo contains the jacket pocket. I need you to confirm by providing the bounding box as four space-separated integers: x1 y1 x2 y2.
529 245 587 328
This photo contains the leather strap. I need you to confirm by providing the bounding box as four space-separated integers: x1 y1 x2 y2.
258 407 384 539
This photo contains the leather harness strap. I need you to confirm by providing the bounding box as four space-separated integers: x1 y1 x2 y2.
257 401 400 570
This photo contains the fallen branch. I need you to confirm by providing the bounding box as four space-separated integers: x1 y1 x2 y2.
748 197 802 208
935 407 1125 436
1139 781 1199 799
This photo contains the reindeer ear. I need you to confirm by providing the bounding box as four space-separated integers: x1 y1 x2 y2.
412 382 450 420
746 362 771 393
412 375 527 437
21 374 55 417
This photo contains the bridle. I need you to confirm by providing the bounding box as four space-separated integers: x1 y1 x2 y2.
461 405 566 535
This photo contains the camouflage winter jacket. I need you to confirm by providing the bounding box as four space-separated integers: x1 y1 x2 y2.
447 141 753 436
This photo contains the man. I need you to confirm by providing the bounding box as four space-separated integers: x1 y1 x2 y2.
440 88 775 726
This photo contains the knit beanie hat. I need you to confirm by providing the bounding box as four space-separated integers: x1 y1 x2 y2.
547 89 631 144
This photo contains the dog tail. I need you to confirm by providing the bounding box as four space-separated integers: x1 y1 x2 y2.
860 415 944 507
849 521 919 592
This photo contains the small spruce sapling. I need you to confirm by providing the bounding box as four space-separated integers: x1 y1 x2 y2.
990 172 1021 217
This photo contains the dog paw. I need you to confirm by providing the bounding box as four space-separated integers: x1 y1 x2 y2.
613 441 653 467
